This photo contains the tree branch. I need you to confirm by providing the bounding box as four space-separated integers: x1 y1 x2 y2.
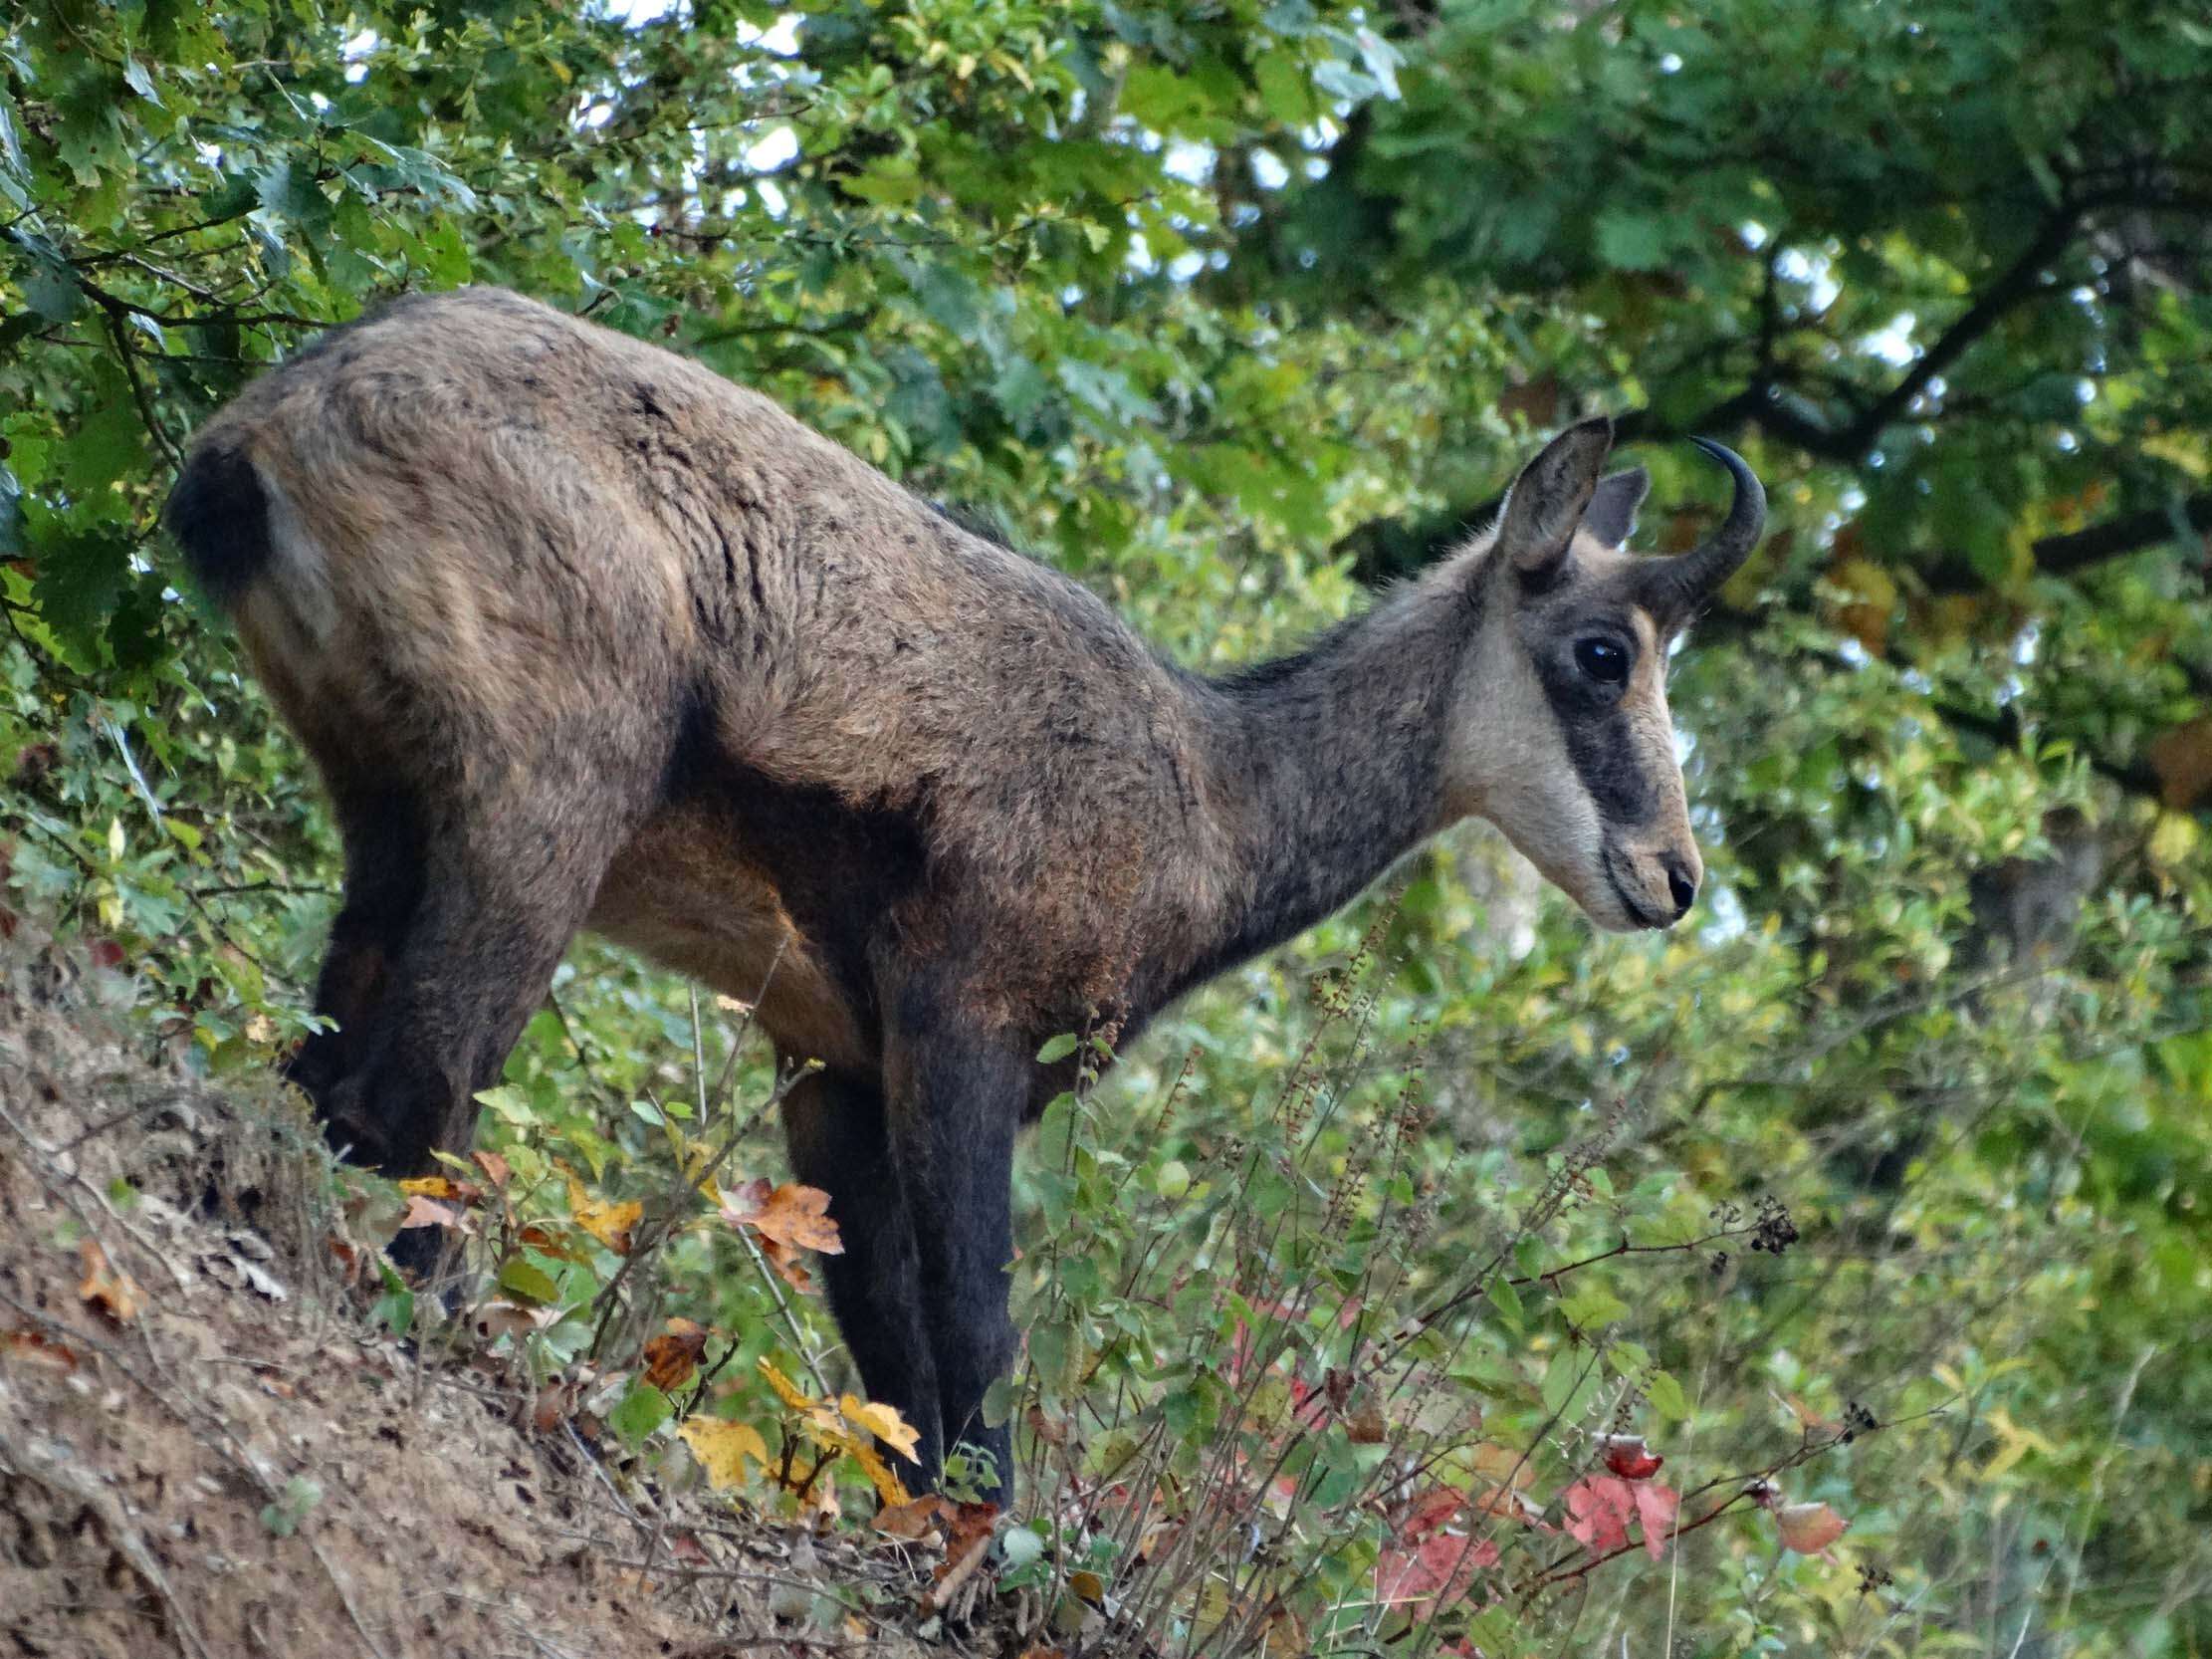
2033 492 2212 576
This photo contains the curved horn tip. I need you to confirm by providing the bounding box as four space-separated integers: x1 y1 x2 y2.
1688 434 1752 477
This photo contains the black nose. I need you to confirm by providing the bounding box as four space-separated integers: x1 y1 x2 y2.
1664 857 1698 918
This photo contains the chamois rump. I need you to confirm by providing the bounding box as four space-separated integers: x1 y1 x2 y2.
166 287 1763 1502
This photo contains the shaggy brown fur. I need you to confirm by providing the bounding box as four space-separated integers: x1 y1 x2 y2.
166 287 1762 1499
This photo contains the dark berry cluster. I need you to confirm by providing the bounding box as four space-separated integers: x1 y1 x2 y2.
1749 1196 1800 1255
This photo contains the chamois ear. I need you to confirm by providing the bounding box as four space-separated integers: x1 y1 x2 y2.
1582 466 1650 550
1495 415 1613 583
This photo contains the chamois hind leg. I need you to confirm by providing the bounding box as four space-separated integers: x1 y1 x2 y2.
780 1066 945 1486
318 740 662 1176
286 783 429 1109
879 966 1025 1506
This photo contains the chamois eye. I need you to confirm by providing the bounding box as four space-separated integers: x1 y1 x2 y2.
1574 637 1631 684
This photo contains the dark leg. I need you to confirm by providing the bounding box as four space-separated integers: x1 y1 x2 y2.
780 1066 944 1485
317 742 659 1176
880 968 1026 1507
286 785 428 1111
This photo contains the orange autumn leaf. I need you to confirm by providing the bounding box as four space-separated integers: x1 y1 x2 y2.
78 1240 144 1323
934 1501 1000 1585
1774 1500 1850 1553
721 1179 842 1291
643 1318 710 1392
876 1493 958 1541
3 1327 82 1371
723 1179 842 1254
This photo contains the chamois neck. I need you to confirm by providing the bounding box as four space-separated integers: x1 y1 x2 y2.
1177 579 1477 988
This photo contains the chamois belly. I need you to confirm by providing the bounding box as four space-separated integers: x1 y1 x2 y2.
587 813 871 1072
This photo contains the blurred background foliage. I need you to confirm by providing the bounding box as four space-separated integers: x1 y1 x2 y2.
3 0 2210 1653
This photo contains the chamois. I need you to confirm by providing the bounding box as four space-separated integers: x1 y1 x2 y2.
166 286 1763 1502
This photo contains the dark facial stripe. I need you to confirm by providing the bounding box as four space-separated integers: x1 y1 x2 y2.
1560 705 1659 828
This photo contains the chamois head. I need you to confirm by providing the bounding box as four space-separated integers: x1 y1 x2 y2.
1442 417 1764 931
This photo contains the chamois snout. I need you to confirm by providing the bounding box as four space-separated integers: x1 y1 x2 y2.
1601 840 1701 930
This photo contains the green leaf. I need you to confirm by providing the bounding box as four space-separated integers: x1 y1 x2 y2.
1594 208 1670 272
840 156 921 207
1560 1284 1629 1329
1487 1273 1525 1328
31 531 131 659
1037 1033 1081 1064
497 1257 561 1305
1648 1371 1690 1422
608 1381 673 1445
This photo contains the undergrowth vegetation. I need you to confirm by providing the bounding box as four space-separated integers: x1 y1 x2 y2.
5 0 2210 1653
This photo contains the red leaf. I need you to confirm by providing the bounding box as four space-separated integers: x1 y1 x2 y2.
1395 1485 1467 1541
1375 1532 1499 1607
1632 1480 1680 1560
1562 1477 1635 1552
1774 1500 1848 1554
1563 1474 1680 1559
1601 1434 1664 1480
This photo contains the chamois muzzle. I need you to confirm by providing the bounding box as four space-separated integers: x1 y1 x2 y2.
1635 438 1766 618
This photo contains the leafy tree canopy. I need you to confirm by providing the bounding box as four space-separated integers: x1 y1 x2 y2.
3 2 2209 1654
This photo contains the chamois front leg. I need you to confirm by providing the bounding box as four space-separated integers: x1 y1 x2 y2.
880 967 1026 1507
779 1065 946 1485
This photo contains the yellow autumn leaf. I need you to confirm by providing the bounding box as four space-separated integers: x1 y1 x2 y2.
565 1176 641 1255
398 1175 461 1199
680 1417 769 1490
841 1433 913 1507
757 1356 814 1414
841 1394 922 1464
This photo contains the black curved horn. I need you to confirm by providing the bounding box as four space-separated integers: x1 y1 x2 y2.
1640 438 1766 614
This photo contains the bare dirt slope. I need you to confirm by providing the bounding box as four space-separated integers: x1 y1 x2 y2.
0 931 946 1659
